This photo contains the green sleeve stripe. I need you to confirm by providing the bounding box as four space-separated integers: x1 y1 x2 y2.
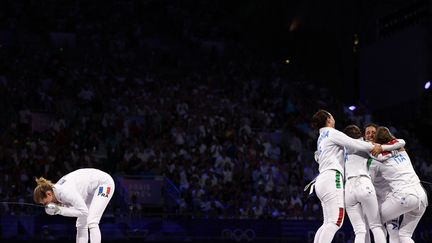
367 158 373 170
335 171 342 189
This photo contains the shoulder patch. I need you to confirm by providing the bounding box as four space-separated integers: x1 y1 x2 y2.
58 178 66 185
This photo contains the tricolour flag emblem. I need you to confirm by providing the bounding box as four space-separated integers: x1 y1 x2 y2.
98 186 111 197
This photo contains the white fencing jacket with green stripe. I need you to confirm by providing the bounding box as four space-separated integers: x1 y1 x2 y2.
316 127 374 175
345 138 371 179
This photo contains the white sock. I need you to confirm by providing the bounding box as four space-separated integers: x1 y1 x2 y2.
89 224 101 243
76 227 88 243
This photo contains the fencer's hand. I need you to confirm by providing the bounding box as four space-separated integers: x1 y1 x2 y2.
45 203 61 215
370 144 382 156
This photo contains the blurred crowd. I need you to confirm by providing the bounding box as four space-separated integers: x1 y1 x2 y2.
0 0 431 220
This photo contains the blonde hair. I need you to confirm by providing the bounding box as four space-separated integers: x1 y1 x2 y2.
33 177 54 203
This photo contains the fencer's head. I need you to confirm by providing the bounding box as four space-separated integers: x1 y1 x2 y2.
375 126 396 144
33 177 56 205
311 109 335 129
343 125 362 139
364 123 378 142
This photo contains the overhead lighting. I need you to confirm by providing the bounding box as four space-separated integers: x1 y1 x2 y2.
425 81 431 89
348 106 356 111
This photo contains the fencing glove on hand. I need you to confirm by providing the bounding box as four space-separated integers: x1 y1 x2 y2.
45 203 61 215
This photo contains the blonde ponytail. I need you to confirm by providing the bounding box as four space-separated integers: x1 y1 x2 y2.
33 177 54 203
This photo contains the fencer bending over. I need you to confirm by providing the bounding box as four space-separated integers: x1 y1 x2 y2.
34 168 115 243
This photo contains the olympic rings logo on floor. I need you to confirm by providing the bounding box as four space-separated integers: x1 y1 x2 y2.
221 228 256 242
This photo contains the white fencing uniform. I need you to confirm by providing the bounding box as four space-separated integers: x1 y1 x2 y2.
345 138 386 243
369 139 406 243
369 159 400 243
377 151 428 243
313 127 375 243
53 168 115 243
368 140 406 203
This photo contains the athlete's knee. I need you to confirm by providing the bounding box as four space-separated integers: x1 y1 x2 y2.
88 223 99 229
387 229 400 243
316 223 340 241
334 219 344 229
76 226 89 243
351 221 367 234
325 222 342 232
354 232 366 242
399 235 414 243
368 222 384 230
386 220 399 231
399 229 413 239
353 228 366 235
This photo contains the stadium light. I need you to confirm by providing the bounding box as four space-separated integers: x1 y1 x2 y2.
348 106 356 111
425 81 431 90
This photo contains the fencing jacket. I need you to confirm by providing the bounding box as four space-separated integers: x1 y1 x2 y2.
53 168 114 217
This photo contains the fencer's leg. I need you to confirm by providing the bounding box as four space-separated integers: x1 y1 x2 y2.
386 218 400 243
345 203 366 243
87 183 115 243
76 216 89 243
314 171 344 243
364 229 371 243
314 200 327 243
318 207 344 243
364 216 371 243
76 227 89 243
398 203 426 243
381 200 402 243
319 223 342 243
360 190 386 243
89 223 101 243
370 226 387 243
314 225 325 243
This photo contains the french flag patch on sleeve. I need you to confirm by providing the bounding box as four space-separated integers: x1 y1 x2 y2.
98 186 111 198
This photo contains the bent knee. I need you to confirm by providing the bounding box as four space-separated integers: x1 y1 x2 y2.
399 235 414 243
353 228 366 235
88 223 99 229
369 222 383 230
326 222 343 230
334 220 343 228
399 230 413 238
354 231 366 237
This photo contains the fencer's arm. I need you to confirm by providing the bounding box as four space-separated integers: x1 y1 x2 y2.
55 188 89 217
330 129 374 153
381 139 405 151
369 153 393 162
